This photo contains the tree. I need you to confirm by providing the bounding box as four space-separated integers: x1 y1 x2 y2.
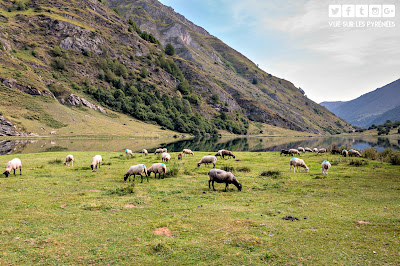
165 43 175 56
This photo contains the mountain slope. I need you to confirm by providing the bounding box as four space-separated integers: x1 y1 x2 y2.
323 78 400 128
105 0 352 134
0 0 350 136
370 105 400 126
320 101 346 112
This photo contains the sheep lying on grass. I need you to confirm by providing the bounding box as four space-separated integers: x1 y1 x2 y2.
208 169 242 192
125 149 133 158
64 154 74 167
321 160 331 175
215 150 236 159
182 149 194 156
91 155 102 172
124 164 148 183
161 152 171 162
3 158 22 177
198 156 217 168
147 163 167 179
289 158 309 173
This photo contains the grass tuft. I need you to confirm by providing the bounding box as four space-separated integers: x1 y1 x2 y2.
260 170 281 178
106 183 135 196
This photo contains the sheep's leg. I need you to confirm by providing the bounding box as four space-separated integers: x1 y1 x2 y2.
212 181 216 191
213 163 215 168
20 167 21 175
140 174 143 183
225 183 229 192
146 174 149 182
208 180 211 189
162 172 165 179
99 162 101 169
13 169 16 176
133 174 136 182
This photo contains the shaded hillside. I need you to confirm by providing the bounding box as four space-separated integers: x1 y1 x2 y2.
320 101 346 112
106 0 351 135
323 78 400 128
0 0 350 136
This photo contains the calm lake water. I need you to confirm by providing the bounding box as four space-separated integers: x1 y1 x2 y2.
1 136 399 155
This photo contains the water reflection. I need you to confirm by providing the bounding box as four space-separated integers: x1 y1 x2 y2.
0 136 399 155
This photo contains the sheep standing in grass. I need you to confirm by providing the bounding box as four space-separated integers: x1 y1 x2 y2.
321 160 331 175
331 148 341 155
124 164 148 183
313 148 319 153
3 158 22 177
317 148 327 154
125 149 133 158
197 156 217 168
298 147 305 153
141 149 148 156
289 158 309 173
342 149 348 157
154 148 164 155
280 149 291 156
147 163 167 179
161 152 171 162
208 169 242 192
305 147 313 153
348 149 362 157
182 149 194 156
91 155 102 172
64 154 74 167
215 150 236 159
289 149 301 156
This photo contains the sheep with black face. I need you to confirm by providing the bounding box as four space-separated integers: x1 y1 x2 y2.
208 169 242 192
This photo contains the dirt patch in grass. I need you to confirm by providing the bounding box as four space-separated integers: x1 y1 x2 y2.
123 204 137 208
154 227 172 237
356 220 371 225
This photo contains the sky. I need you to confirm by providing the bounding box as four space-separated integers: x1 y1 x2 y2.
158 0 400 103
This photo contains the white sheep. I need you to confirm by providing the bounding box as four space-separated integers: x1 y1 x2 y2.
141 149 148 156
304 147 313 153
124 164 148 183
161 152 171 162
313 148 319 153
91 155 102 172
147 163 167 179
348 149 362 157
154 148 163 154
289 158 309 173
317 148 327 154
321 160 331 175
125 149 133 158
297 147 305 153
342 149 348 157
289 149 301 156
197 156 217 168
3 158 22 177
64 154 74 167
208 169 242 191
182 149 194 156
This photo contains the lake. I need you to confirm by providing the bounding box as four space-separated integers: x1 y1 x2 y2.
1 135 399 155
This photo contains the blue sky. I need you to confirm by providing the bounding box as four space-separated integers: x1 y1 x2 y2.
159 0 400 103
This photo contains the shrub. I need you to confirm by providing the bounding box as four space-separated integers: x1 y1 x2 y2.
260 170 281 178
222 166 235 172
107 183 135 196
237 166 251 172
390 151 400 165
165 43 175 56
363 147 379 160
349 160 368 166
53 46 63 57
51 57 66 70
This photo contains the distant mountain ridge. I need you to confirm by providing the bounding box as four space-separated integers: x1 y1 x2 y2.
321 78 400 128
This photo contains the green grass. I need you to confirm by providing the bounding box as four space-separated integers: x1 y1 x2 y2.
0 151 399 264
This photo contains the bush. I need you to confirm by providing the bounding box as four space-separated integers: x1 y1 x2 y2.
389 151 400 165
51 57 66 70
165 43 175 56
349 160 368 166
260 170 281 179
237 166 251 172
363 147 379 160
107 183 135 196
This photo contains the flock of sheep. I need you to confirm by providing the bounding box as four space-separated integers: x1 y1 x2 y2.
2 146 364 191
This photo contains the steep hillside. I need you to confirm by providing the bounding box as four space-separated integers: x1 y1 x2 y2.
0 0 350 136
320 101 346 112
105 0 352 134
323 78 400 128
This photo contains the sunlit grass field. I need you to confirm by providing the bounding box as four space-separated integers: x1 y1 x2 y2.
0 151 399 264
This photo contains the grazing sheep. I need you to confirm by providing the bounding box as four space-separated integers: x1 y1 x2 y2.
147 163 167 179
182 149 194 156
208 169 242 192
313 148 319 153
91 155 102 172
298 147 305 153
215 149 236 159
178 153 183 160
154 148 164 154
348 149 362 157
197 156 217 168
141 149 148 156
161 152 171 162
3 158 22 177
317 148 327 154
125 149 133 158
342 149 348 157
289 158 309 173
124 164 148 183
289 149 301 156
64 154 74 167
304 147 313 153
331 148 341 155
280 149 291 156
321 160 331 175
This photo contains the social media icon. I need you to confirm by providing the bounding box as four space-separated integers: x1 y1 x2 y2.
356 5 368 17
329 5 341 17
382 5 395 17
342 5 355 17
369 5 382 17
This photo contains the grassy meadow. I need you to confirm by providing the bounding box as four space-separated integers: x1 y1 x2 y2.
0 151 399 264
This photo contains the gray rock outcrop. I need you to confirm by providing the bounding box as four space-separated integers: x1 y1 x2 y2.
62 94 107 113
